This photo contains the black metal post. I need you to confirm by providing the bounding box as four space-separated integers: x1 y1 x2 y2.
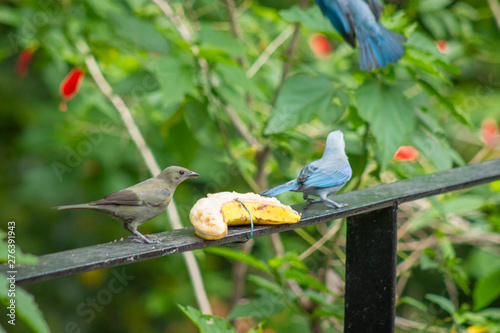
345 204 398 333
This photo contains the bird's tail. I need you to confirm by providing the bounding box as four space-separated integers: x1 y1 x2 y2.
52 203 93 210
358 26 406 71
260 180 298 197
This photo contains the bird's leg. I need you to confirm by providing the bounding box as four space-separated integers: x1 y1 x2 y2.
304 193 321 204
124 222 160 244
303 193 319 204
323 197 348 208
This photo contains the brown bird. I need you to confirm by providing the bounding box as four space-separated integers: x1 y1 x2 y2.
54 166 199 244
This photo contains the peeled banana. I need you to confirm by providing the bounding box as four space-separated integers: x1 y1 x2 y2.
190 192 301 240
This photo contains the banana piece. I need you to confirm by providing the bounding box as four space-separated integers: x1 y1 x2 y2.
190 192 301 240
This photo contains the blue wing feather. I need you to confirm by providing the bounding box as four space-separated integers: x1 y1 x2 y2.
300 165 352 188
315 0 356 47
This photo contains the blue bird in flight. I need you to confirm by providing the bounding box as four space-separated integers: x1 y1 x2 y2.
315 0 406 71
260 130 352 208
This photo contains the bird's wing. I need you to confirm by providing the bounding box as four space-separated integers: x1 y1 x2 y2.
315 0 356 47
91 189 144 206
363 0 383 20
90 181 170 207
138 188 170 207
298 162 352 188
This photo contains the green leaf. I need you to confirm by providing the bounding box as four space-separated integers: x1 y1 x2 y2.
356 79 416 166
409 127 452 171
304 290 344 319
246 321 265 333
215 64 265 101
248 275 284 296
265 74 335 134
477 308 500 320
178 304 236 333
418 0 453 12
425 293 456 315
433 58 460 76
408 194 485 232
280 6 336 36
464 248 500 280
398 296 429 312
147 56 197 107
406 31 443 58
440 237 456 260
283 267 329 293
473 270 500 311
227 290 285 321
199 24 243 57
403 52 450 83
0 230 38 264
111 14 170 53
419 252 439 270
316 89 349 124
0 274 50 333
417 79 469 126
0 7 23 26
203 247 270 273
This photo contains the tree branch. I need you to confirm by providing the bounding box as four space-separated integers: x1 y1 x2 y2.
246 26 295 78
487 0 500 31
79 41 212 315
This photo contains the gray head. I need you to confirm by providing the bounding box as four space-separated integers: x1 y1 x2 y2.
157 166 199 186
323 130 347 156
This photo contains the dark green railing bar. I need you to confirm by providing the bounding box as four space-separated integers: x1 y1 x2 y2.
2 158 499 287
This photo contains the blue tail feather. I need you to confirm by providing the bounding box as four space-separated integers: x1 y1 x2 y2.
260 180 299 197
358 25 405 71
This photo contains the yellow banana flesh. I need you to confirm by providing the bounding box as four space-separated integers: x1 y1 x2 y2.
190 192 301 240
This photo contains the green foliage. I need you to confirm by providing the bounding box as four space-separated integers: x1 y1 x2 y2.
356 79 417 166
179 304 237 333
0 230 38 264
265 74 339 134
0 274 49 333
473 270 500 311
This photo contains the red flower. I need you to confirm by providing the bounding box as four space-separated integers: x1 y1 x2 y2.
394 146 419 161
434 40 448 54
15 49 34 77
481 118 499 147
59 68 85 111
309 33 333 58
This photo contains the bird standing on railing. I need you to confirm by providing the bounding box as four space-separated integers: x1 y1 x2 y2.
260 130 352 208
315 0 406 71
54 166 199 244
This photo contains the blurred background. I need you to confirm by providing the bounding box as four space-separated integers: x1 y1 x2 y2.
1 0 500 332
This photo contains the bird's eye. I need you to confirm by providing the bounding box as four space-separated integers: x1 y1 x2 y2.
179 170 185 175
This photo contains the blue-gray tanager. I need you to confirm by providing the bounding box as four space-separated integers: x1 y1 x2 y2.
260 130 352 208
315 0 406 71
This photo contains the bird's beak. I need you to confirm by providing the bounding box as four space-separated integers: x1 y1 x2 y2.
188 171 200 178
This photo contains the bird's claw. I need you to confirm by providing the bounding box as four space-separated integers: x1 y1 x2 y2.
305 198 348 209
325 201 348 209
128 234 162 244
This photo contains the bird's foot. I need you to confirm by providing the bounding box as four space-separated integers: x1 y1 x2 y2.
324 199 348 209
305 197 348 209
306 198 322 204
128 233 161 244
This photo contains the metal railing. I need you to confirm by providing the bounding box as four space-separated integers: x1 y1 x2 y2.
3 158 500 332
